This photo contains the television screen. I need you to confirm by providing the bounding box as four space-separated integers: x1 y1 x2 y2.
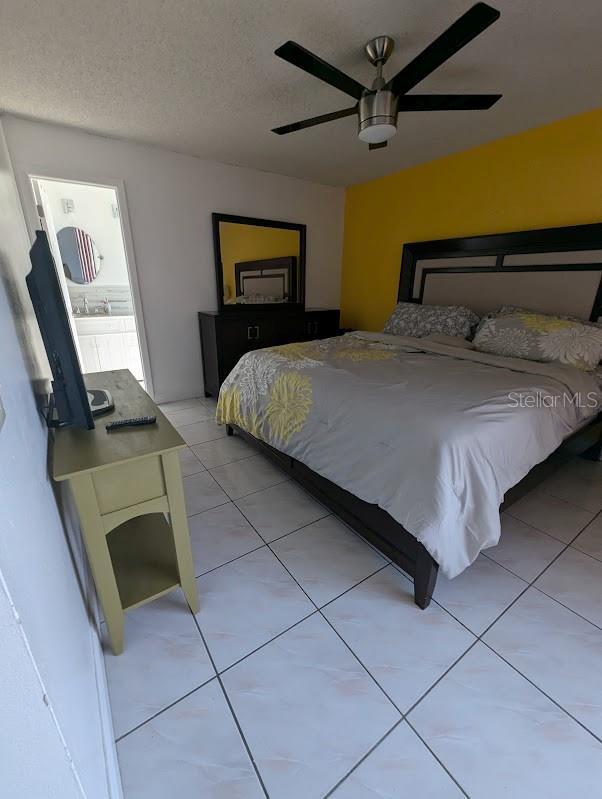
26 230 95 429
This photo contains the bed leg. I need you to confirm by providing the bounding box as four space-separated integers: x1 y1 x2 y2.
226 424 234 437
414 548 439 609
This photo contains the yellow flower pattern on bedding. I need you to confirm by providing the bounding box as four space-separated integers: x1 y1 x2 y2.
473 311 602 370
266 372 313 444
517 313 574 332
217 384 265 439
267 341 324 363
217 333 402 449
216 385 241 425
334 346 395 361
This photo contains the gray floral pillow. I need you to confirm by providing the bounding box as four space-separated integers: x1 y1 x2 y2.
473 311 602 370
495 305 602 329
383 302 480 339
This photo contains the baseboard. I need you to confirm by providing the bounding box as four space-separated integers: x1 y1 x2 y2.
153 389 205 405
85 564 123 799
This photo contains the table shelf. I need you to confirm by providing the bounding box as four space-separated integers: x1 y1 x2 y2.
107 513 180 611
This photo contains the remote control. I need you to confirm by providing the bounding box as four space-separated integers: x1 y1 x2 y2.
106 416 157 432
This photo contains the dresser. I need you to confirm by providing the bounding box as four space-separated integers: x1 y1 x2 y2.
198 307 340 397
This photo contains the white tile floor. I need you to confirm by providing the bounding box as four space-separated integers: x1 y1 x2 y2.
105 397 602 799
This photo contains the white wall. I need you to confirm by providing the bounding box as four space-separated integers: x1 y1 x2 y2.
41 179 129 287
4 116 345 403
0 121 117 798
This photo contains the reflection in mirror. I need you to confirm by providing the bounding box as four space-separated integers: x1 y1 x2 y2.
218 221 301 305
57 225 103 284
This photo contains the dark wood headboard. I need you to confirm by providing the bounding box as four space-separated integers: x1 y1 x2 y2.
398 223 602 323
235 256 297 301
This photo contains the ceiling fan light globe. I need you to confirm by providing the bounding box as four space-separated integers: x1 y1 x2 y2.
358 123 397 144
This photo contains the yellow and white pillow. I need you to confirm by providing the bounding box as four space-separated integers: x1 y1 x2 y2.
473 311 602 370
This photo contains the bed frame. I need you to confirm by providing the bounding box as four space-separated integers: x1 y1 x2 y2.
227 222 602 608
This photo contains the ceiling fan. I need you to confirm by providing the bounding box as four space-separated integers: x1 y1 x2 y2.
272 2 502 150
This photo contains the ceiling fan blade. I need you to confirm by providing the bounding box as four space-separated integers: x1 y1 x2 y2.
387 3 500 97
272 106 357 135
275 41 367 100
369 141 388 151
397 93 501 111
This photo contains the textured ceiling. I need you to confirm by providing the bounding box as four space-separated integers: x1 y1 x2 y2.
1 0 601 186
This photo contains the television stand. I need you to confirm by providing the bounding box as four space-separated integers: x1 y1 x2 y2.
51 369 199 654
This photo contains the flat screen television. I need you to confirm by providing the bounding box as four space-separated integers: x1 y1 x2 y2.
26 230 113 429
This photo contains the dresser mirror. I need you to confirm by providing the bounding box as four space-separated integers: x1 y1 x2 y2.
212 212 306 310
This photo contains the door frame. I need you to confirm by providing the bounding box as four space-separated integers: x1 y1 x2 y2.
25 173 155 398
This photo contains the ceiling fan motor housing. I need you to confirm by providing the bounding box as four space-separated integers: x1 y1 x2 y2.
358 89 398 143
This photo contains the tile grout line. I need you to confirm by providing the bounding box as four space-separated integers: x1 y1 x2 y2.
323 706 471 799
539 483 601 515
370 504 602 786
180 431 228 446
402 638 480 719
504 492 598 535
480 543 602 630
186 499 231 520
184 468 291 521
192 451 260 470
401 508 601 729
566 507 602 562
195 541 267 579
500 506 590 546
115 549 390 751
217 610 319 677
317 563 390 612
127 449 601 795
194 511 338 581
478 638 602 746
114 674 217 743
234 502 407 706
233 511 332 549
233 503 478 796
405 718 471 799
190 612 272 799
191 486 408 796
220 430 385 556
529 584 602 632
213 474 291 503
115 504 599 751
243 520 401 702
171 413 218 427
476 510 602 636
192 510 334 580
321 718 404 799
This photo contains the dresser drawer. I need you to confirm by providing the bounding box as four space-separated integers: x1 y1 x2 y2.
301 309 340 340
93 456 166 514
199 308 339 398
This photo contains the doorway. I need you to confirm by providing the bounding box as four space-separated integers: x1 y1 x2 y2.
30 177 150 392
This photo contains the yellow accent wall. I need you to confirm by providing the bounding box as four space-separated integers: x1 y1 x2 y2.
219 222 300 301
341 107 602 330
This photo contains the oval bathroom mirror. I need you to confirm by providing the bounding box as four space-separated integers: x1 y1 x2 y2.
57 225 103 284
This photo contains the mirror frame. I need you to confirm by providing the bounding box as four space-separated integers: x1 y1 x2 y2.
57 225 103 285
212 212 306 312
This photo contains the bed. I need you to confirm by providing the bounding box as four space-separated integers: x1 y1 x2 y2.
216 223 602 608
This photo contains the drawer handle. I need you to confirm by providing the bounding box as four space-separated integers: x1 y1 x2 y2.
254 325 260 339
247 326 255 341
